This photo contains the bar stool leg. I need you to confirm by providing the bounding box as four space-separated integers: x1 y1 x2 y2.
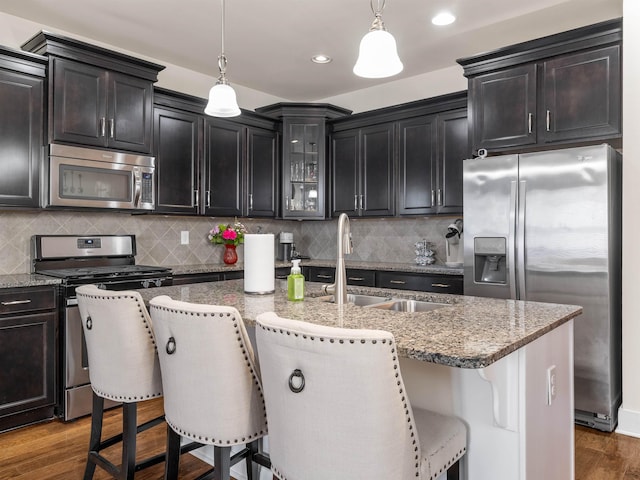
83 393 105 480
121 402 137 480
164 425 182 480
213 446 231 480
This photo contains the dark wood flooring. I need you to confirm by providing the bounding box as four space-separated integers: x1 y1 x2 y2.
2 399 640 479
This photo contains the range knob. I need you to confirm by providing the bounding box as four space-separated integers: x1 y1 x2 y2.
141 280 150 288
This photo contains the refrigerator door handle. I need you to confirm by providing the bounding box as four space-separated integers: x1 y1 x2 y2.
517 180 527 301
509 181 518 299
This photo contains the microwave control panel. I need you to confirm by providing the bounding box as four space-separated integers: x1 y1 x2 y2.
141 172 153 204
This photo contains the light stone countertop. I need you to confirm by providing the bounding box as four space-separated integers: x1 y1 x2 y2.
0 274 62 289
137 279 581 369
169 260 463 276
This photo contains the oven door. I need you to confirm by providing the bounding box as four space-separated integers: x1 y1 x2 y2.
48 152 154 210
64 300 119 420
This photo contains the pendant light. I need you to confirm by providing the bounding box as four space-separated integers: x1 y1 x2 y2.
204 0 241 117
353 0 403 79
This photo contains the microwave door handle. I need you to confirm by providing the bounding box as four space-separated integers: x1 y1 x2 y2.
133 172 141 207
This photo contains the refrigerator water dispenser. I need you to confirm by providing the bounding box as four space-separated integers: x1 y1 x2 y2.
474 237 507 284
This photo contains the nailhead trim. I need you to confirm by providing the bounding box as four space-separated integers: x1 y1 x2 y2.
77 291 161 401
258 323 423 478
152 304 268 445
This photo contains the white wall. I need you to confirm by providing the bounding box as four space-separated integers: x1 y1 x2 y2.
0 12 286 110
616 1 640 437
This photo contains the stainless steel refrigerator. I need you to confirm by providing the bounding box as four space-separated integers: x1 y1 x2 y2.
463 144 622 431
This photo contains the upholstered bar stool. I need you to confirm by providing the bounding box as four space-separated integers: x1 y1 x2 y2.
255 311 468 480
149 295 269 480
76 284 165 480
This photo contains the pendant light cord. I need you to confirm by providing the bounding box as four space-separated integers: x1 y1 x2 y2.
217 0 228 82
369 0 386 31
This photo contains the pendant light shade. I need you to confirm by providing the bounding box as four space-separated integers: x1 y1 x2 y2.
353 0 403 79
204 0 241 117
205 82 241 117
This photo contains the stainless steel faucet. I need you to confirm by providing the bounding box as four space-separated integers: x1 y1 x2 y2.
323 213 352 304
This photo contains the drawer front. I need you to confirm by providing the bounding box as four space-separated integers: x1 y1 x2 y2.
307 267 335 283
346 269 376 287
377 271 426 291
377 272 463 294
0 286 57 316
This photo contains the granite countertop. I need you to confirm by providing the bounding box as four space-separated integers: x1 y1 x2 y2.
169 260 463 276
137 279 581 369
0 274 62 289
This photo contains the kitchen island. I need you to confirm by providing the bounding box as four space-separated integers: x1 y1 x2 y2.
138 279 581 480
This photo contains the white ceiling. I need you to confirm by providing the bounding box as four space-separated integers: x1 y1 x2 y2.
0 0 623 102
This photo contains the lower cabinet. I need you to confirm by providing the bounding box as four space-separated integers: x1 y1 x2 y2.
304 266 462 294
0 286 57 432
172 271 243 285
376 271 463 295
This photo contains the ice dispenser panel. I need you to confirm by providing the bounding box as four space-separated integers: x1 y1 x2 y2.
474 237 507 284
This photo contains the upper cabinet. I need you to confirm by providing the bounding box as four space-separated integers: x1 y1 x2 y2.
397 107 467 215
458 18 621 154
330 92 468 218
153 88 278 217
331 123 395 217
255 104 351 220
0 47 47 208
22 31 164 154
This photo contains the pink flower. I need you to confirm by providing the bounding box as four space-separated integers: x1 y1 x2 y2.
222 228 237 241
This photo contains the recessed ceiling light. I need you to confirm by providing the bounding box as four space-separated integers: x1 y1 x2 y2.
432 12 456 26
311 54 332 64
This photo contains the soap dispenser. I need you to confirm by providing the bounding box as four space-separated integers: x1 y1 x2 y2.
287 259 305 302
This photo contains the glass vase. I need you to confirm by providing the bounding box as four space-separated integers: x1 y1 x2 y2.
223 244 238 265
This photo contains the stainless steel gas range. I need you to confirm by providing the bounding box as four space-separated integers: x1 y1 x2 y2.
32 234 172 421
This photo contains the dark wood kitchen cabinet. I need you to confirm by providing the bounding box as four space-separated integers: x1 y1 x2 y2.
203 118 278 218
0 47 46 208
397 107 467 215
255 104 351 220
22 31 164 154
459 18 621 154
153 90 203 214
153 88 278 217
331 123 395 217
0 285 57 433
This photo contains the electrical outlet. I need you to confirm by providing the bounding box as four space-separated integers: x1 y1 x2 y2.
547 365 557 405
180 231 189 245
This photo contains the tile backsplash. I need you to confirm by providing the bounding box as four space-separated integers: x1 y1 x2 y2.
0 210 462 275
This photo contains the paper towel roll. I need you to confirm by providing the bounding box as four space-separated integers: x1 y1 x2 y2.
244 234 275 294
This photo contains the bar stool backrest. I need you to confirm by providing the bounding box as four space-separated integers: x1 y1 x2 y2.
149 295 267 446
256 311 421 480
76 284 163 403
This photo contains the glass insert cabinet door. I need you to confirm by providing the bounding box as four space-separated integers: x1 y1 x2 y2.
284 122 324 218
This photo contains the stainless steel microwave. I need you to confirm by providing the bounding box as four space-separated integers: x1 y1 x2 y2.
46 144 155 210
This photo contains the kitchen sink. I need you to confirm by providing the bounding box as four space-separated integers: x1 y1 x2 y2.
369 299 449 312
318 294 391 307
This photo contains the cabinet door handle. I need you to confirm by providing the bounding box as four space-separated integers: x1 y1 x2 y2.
249 193 254 211
194 189 199 208
437 189 442 206
348 277 364 281
109 118 115 139
317 274 333 279
206 190 211 207
2 299 32 306
431 190 435 206
359 195 364 211
354 195 358 211
286 195 290 210
389 280 406 285
431 283 450 288
528 113 533 134
100 117 106 137
546 110 551 132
